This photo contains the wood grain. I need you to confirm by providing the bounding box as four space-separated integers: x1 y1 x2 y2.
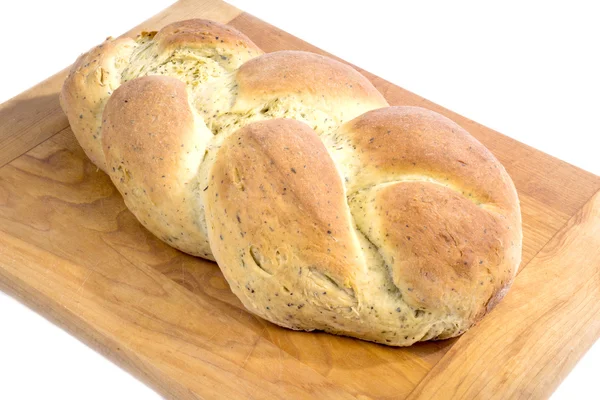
406 190 600 400
0 233 357 400
0 1 598 399
0 129 447 399
0 129 360 399
0 74 68 168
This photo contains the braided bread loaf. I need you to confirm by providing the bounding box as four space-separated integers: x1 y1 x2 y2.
60 19 522 346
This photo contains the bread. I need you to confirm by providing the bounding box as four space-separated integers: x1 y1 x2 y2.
60 19 522 346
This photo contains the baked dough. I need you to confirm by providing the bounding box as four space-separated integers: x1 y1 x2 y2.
60 19 522 346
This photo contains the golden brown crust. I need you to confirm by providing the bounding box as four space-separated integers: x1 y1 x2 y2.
206 119 361 283
103 76 197 187
233 51 388 111
60 37 136 171
154 19 263 55
61 19 263 174
102 75 213 257
333 106 518 209
60 19 523 346
375 182 514 319
341 107 522 335
205 119 364 331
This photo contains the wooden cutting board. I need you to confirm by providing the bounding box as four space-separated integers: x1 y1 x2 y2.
1 1 598 398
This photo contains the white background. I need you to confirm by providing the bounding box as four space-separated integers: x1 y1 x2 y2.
0 1 598 398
